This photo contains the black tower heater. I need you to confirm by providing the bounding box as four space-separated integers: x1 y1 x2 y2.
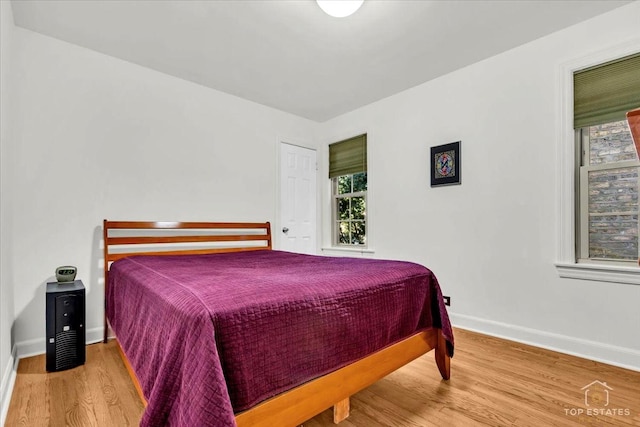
46 280 85 371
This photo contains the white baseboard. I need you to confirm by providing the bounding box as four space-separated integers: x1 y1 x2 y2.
0 344 18 427
450 313 640 372
16 327 105 359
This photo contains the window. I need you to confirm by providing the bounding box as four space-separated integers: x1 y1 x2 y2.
577 120 638 261
329 134 367 247
333 172 367 245
574 52 640 264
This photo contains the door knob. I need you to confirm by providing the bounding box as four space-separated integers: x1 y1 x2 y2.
282 227 289 233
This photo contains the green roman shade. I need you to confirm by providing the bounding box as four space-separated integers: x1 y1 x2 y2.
574 52 640 129
329 134 367 178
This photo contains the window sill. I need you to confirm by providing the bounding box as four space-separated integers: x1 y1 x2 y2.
555 262 640 285
321 246 375 254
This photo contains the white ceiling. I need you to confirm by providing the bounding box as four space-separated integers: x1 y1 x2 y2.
10 0 633 122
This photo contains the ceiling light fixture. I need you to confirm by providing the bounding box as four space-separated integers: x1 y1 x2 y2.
316 0 364 18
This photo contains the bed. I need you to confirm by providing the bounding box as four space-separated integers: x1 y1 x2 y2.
103 220 454 426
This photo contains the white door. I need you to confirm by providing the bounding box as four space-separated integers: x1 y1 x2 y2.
280 143 317 254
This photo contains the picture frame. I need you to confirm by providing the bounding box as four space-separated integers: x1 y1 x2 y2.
430 141 461 187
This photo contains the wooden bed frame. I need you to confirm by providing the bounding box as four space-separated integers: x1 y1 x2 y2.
103 220 451 426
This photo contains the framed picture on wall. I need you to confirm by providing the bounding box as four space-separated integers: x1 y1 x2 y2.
430 141 461 187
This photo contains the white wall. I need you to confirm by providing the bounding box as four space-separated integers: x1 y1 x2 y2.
8 26 318 356
320 2 640 370
0 0 17 421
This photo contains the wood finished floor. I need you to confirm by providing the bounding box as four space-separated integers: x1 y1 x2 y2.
6 328 640 426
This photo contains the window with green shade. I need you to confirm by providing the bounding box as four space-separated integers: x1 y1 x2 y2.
329 135 367 247
574 52 640 263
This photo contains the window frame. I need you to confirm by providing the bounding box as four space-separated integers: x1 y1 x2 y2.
331 173 367 247
555 40 640 285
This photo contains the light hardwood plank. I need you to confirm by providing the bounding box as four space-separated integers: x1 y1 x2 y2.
6 329 639 426
6 341 143 427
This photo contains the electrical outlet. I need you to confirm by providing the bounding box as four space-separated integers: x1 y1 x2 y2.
443 296 451 306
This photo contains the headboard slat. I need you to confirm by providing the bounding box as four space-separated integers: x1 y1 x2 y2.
106 221 269 229
106 246 268 262
107 234 268 246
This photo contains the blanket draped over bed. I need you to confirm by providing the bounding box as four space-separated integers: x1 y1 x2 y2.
106 250 454 427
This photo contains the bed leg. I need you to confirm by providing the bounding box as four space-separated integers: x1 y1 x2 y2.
333 397 350 424
435 329 451 380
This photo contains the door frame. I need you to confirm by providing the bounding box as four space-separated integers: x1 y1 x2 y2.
275 138 320 253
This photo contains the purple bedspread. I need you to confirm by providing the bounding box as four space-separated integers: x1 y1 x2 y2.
106 250 453 427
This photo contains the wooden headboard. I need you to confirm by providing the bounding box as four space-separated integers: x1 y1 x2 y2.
102 220 272 342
